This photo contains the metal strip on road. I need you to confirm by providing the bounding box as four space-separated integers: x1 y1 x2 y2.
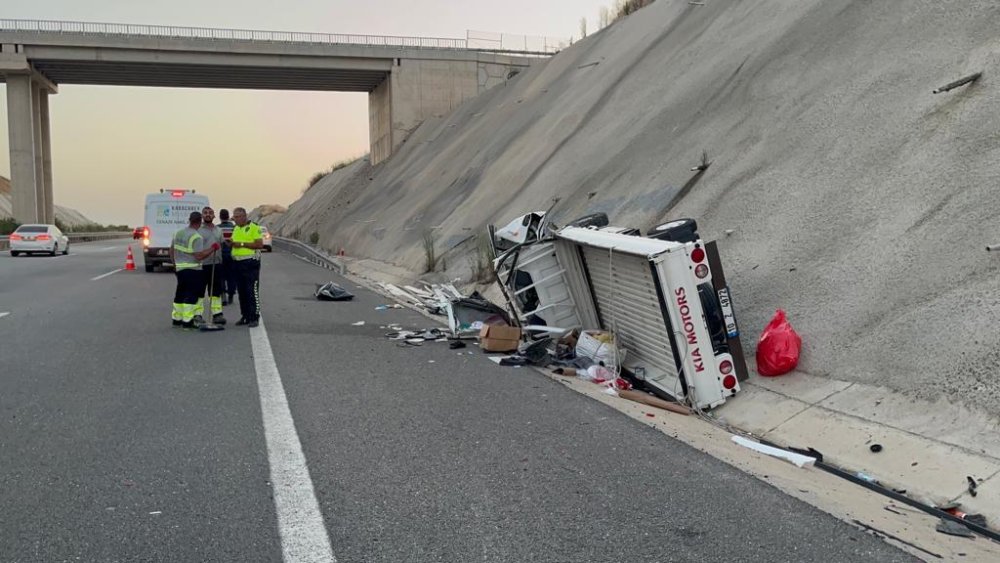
249 319 337 563
90 268 123 281
0 312 9 320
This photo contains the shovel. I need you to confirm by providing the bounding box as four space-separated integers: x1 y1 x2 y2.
199 255 225 332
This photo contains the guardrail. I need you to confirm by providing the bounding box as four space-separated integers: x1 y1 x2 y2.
0 231 131 250
0 19 566 55
272 236 346 275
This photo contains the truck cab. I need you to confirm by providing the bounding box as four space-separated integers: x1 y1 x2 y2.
493 217 748 410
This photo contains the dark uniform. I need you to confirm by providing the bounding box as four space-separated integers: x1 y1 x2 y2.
231 221 263 326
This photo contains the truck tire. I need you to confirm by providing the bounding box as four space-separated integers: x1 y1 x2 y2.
566 212 609 229
647 218 699 243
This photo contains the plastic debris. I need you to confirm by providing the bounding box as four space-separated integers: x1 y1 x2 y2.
936 518 975 538
351 321 365 326
731 436 816 468
756 309 802 376
315 282 354 301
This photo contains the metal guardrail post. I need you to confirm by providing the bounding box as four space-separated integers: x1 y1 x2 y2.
273 236 347 275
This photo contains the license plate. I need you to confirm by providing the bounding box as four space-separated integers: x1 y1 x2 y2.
717 287 739 338
25 236 35 241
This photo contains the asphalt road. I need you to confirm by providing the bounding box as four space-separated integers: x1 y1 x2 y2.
0 241 917 562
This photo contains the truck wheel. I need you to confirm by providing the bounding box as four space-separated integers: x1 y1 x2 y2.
565 212 609 229
647 218 699 243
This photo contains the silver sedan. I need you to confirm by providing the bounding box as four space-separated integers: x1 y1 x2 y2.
9 224 70 256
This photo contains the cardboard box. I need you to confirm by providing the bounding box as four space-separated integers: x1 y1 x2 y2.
478 325 522 352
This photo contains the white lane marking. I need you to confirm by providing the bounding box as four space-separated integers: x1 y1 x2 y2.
250 319 337 563
0 312 9 320
91 268 123 281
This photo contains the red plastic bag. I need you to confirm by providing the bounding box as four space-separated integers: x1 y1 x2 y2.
756 309 801 376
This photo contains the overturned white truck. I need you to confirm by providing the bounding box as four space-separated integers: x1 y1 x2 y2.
493 214 748 410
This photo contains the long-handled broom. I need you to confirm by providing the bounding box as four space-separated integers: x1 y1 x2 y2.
199 253 225 332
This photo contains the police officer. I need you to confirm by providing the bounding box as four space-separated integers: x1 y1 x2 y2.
170 212 220 328
217 208 237 305
193 206 226 326
228 207 264 327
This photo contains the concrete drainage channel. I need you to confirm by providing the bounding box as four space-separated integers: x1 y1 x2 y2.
271 233 1000 558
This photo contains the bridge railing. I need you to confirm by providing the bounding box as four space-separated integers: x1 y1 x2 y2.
0 19 565 54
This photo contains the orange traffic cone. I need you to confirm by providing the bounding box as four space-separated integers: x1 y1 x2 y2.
125 245 136 271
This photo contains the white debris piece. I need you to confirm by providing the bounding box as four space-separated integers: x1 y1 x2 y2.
731 436 816 468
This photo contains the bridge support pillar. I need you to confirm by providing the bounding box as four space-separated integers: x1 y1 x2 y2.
39 89 54 224
3 68 55 225
5 74 39 225
369 57 526 165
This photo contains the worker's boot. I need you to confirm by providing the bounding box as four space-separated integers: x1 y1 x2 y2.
192 315 205 326
213 313 227 325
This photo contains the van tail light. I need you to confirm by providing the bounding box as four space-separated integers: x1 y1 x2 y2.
691 247 705 263
143 226 150 237
695 264 709 279
36 234 51 241
719 359 734 375
143 238 150 247
723 375 738 390
9 233 22 241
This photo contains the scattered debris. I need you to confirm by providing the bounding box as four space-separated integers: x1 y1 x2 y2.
351 321 365 326
617 389 691 416
883 506 904 516
690 149 711 172
936 518 975 538
315 282 354 301
479 325 522 352
552 367 577 376
870 444 883 453
855 472 879 485
932 71 982 94
967 476 978 497
731 436 816 468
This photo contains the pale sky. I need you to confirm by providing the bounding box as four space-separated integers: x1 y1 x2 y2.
0 0 606 225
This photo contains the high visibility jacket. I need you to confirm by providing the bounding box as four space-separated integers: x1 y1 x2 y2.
172 227 204 271
231 222 262 261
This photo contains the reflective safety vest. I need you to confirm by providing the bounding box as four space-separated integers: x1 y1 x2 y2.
172 227 204 271
231 222 262 261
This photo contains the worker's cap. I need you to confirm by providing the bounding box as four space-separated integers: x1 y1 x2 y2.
189 211 203 222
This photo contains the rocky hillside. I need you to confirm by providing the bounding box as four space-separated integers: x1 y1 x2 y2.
0 175 96 227
271 0 1000 414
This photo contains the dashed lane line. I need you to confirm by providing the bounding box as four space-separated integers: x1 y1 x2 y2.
91 268 123 281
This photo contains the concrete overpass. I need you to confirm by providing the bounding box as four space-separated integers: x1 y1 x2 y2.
0 20 552 224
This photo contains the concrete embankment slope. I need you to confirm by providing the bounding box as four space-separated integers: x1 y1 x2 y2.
272 1 1000 416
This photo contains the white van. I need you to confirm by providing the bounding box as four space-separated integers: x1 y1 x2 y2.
140 189 210 272
494 217 747 410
